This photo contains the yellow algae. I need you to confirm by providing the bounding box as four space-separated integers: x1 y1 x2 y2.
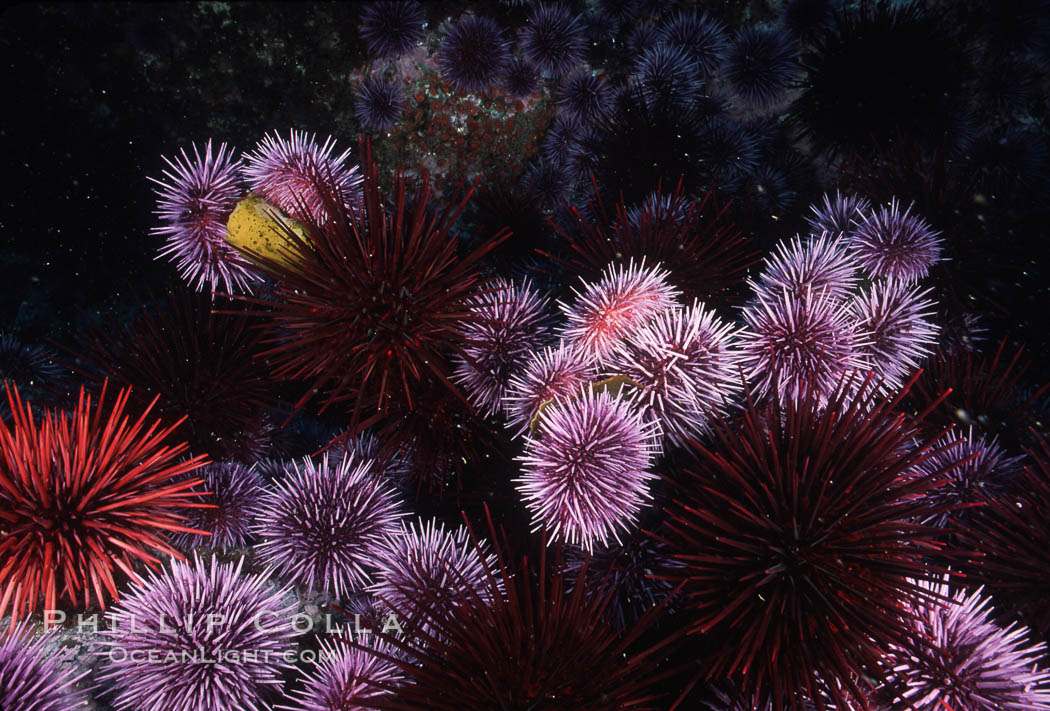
225 194 310 270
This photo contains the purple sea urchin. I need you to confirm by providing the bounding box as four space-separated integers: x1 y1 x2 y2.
242 129 362 224
254 454 402 598
502 56 539 98
850 279 938 388
754 233 859 301
278 635 401 711
503 343 596 436
149 140 257 293
0 622 89 711
521 3 587 77
516 386 661 550
739 285 868 406
100 555 298 711
559 259 680 363
657 9 729 76
452 278 552 417
556 69 612 123
605 300 741 445
172 461 265 551
633 43 703 110
359 1 425 60
354 77 405 132
438 15 509 95
882 578 1050 710
805 190 871 239
851 199 944 282
724 26 798 109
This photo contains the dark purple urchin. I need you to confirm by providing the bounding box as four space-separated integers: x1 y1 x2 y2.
698 118 761 193
724 26 798 109
781 0 834 44
521 3 587 77
739 285 868 407
0 622 89 710
100 555 298 711
605 300 742 446
658 378 963 711
850 279 938 389
522 157 573 209
278 635 402 711
501 56 539 98
0 332 64 391
805 190 871 239
542 114 584 165
242 129 362 225
516 386 662 551
438 14 509 94
556 68 611 123
851 199 944 282
353 510 679 710
633 42 704 110
752 233 859 301
359 0 425 60
354 77 406 132
254 454 403 599
452 278 552 417
880 578 1050 710
149 140 258 294
657 9 729 77
172 461 265 551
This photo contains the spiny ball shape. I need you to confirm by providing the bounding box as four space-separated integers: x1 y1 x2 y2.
453 278 552 416
911 427 1022 527
521 3 587 77
503 343 596 437
278 635 401 711
753 233 859 301
724 26 798 109
884 578 1050 710
661 380 964 710
149 140 258 293
502 56 539 98
560 259 680 363
851 199 943 282
359 0 425 59
0 332 63 389
254 454 402 598
100 555 298 711
805 190 871 239
438 14 509 94
354 77 405 132
633 43 703 110
606 300 741 446
0 623 89 711
242 129 362 224
556 69 612 123
371 518 498 635
516 387 661 550
850 279 938 388
739 285 868 406
0 382 206 625
657 9 729 76
172 461 266 551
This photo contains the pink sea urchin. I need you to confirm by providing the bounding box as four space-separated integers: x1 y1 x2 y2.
453 278 552 416
851 198 944 282
242 129 362 224
254 454 402 599
559 259 680 363
605 299 741 445
516 387 661 550
754 232 859 301
0 622 89 711
850 279 938 388
804 190 871 240
172 461 265 551
278 635 401 711
503 343 596 437
149 140 258 293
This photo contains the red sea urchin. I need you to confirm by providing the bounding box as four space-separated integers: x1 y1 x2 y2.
516 386 662 551
0 381 207 627
100 555 298 711
658 375 963 711
149 140 258 293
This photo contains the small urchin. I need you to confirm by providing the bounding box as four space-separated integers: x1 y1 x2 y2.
556 69 612 123
0 622 89 710
805 190 871 239
254 453 403 599
359 0 425 59
172 461 266 551
99 555 299 711
149 139 258 293
559 258 680 363
438 14 509 95
521 3 587 77
633 42 703 110
242 129 362 224
354 77 406 132
503 343 597 437
516 386 662 551
724 26 799 109
657 9 729 76
278 635 401 711
882 577 1050 711
605 300 742 446
851 198 944 282
452 278 552 416
752 232 859 301
850 279 939 388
